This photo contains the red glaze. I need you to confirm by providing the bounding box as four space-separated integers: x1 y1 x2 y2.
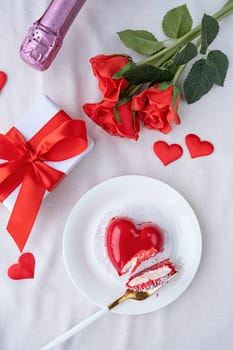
106 217 164 275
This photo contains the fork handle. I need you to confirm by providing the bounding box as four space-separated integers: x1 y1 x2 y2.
40 308 108 350
108 291 132 309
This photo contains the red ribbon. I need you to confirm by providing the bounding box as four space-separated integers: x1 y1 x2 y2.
0 110 88 251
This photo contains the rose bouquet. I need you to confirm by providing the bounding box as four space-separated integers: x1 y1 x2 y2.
83 1 233 140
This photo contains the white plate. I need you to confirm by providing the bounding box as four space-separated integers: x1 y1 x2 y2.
63 175 202 315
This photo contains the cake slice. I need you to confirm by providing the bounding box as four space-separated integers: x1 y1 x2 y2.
120 247 158 275
126 259 176 291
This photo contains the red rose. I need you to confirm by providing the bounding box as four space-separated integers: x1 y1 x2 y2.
89 54 130 102
132 84 181 133
83 100 139 140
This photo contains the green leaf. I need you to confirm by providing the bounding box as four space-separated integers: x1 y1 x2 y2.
162 4 193 39
172 42 198 66
114 106 121 123
172 85 180 108
114 97 131 123
158 81 173 90
207 50 229 86
113 61 136 79
200 14 219 54
123 64 173 84
183 58 215 104
117 30 164 55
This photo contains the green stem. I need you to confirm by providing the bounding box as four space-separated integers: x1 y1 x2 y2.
155 46 178 67
195 37 202 49
171 38 202 85
214 7 233 21
120 82 144 99
138 0 233 67
171 65 185 85
213 0 233 20
139 24 201 65
127 84 144 97
222 0 233 7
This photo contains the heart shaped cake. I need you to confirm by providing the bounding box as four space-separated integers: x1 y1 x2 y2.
106 217 165 275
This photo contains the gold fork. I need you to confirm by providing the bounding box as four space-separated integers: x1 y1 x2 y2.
41 273 177 350
108 271 177 309
108 286 161 309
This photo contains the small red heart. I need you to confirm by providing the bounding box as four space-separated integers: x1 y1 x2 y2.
106 217 164 275
0 71 7 91
153 141 183 165
8 253 35 280
185 134 214 158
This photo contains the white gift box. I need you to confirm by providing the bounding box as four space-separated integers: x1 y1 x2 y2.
2 95 94 211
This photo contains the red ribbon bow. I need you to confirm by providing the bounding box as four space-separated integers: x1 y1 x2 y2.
0 110 88 251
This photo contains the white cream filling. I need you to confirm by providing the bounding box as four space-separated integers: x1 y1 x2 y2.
121 257 138 274
129 266 171 286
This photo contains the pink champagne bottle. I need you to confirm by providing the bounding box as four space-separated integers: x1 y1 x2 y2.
20 0 86 71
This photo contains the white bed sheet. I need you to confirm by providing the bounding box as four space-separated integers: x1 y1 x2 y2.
0 1 233 349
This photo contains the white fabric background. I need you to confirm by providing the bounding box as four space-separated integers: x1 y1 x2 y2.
0 0 233 349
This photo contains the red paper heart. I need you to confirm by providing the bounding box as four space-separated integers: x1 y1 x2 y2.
153 141 183 165
106 217 164 275
8 253 35 280
0 71 7 91
185 134 214 158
